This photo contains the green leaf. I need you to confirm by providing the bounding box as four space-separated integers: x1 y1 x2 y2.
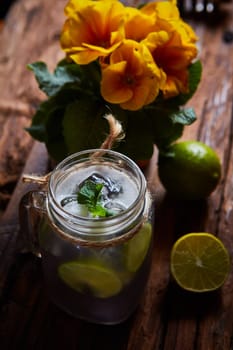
26 87 79 141
26 99 55 142
44 107 68 161
188 60 202 97
28 60 102 98
78 181 103 206
144 106 181 150
27 61 82 97
27 126 46 142
63 99 109 154
26 85 83 161
169 107 197 125
144 102 197 150
77 180 112 217
116 110 154 161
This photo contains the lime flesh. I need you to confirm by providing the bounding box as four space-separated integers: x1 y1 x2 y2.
170 233 230 292
125 223 152 272
58 260 122 298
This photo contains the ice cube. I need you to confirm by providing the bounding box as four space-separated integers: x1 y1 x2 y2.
104 201 126 214
78 173 122 197
60 195 77 208
60 195 89 216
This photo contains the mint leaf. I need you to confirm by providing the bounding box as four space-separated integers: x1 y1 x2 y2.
77 181 102 207
77 180 113 217
90 204 110 217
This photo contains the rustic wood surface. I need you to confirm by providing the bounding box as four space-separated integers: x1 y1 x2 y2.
0 0 233 349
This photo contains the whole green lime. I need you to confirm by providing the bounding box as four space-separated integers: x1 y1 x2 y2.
158 141 221 200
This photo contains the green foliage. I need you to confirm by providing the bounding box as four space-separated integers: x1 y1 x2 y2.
27 59 202 162
145 104 196 151
117 110 154 160
63 99 109 155
27 60 101 97
77 180 113 217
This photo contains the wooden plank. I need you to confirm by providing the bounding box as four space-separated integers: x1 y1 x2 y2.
126 17 233 350
0 141 48 305
0 0 66 209
0 1 233 349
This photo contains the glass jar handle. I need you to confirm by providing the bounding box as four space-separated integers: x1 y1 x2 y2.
19 191 47 257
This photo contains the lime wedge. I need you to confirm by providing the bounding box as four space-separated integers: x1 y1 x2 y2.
58 260 122 298
171 232 230 292
125 223 152 272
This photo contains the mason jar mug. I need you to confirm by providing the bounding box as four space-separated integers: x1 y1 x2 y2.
20 149 153 325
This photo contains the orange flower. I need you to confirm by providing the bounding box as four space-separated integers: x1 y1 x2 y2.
60 0 125 65
141 0 180 20
123 6 156 42
100 40 166 111
141 1 198 97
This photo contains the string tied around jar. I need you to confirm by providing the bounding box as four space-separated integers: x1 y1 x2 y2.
21 115 151 247
22 114 125 186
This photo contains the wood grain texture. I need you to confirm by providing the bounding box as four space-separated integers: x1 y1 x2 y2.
0 0 66 209
127 16 233 350
0 1 233 349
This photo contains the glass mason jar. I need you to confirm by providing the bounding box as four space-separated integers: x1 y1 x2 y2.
20 149 153 325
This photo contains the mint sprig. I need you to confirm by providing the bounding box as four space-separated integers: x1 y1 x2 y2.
77 180 113 217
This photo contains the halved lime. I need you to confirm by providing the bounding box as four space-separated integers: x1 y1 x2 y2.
171 233 230 292
58 260 122 298
125 223 152 272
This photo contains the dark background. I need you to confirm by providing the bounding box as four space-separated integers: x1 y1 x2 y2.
0 0 16 18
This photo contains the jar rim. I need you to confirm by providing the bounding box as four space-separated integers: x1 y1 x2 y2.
48 149 147 227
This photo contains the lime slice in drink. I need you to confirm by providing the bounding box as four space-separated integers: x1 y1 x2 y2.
170 233 230 292
58 260 122 298
125 223 152 272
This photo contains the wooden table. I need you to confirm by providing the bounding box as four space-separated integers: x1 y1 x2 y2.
0 0 233 349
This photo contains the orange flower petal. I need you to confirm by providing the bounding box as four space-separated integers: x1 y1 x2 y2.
124 7 156 42
141 2 198 98
141 0 179 19
101 61 133 103
101 40 165 111
60 0 125 64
